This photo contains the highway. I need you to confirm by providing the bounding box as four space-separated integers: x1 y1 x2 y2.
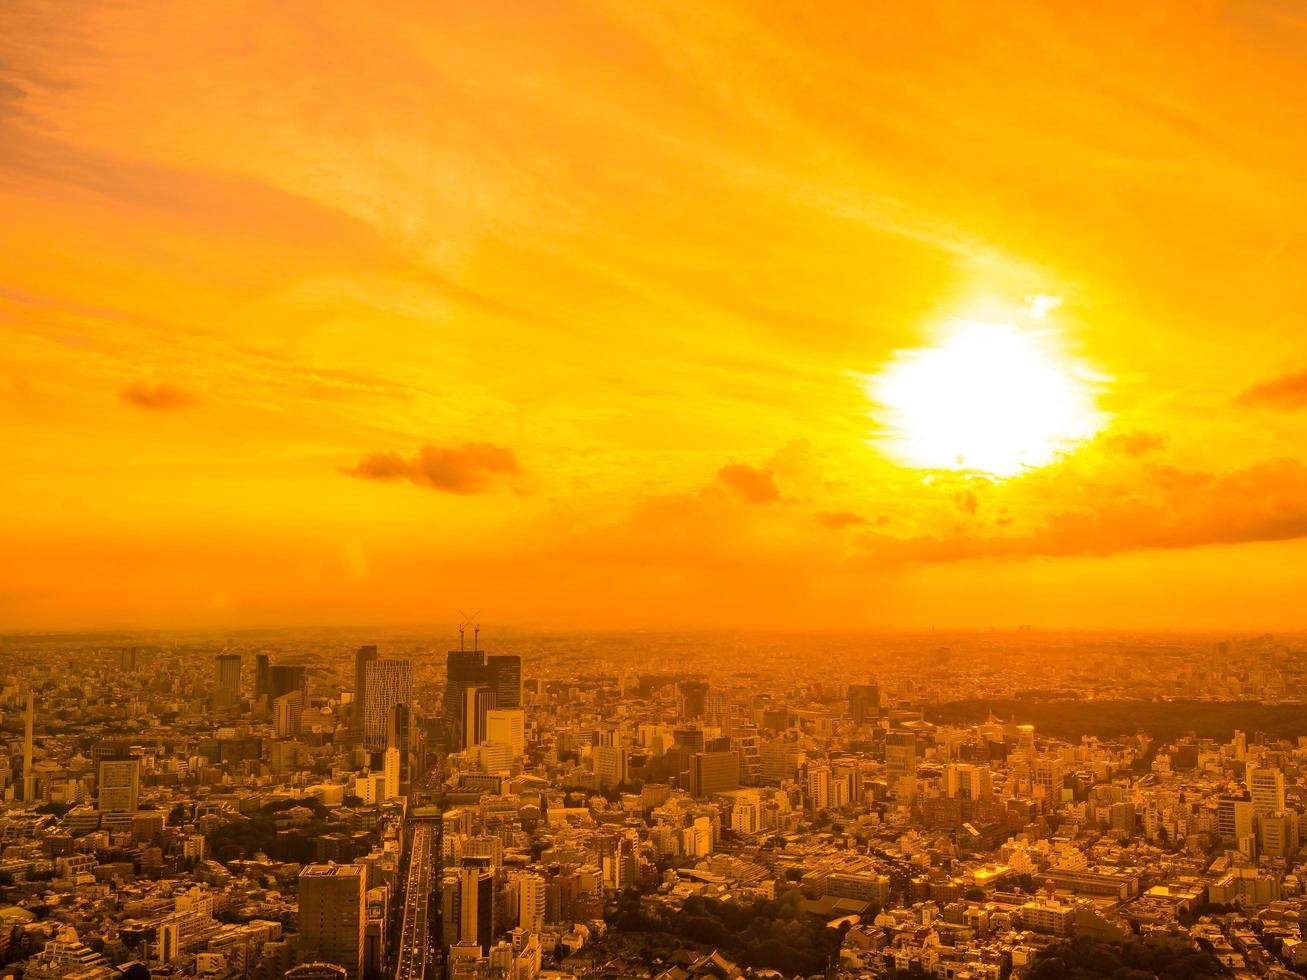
395 820 437 980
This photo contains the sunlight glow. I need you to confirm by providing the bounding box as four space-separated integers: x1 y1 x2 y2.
869 318 1107 476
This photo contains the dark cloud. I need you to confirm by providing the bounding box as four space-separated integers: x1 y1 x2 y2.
1236 370 1307 410
120 381 197 410
814 510 868 530
344 442 520 494
1103 430 1166 457
716 463 781 504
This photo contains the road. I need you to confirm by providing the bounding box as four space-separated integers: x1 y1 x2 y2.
395 820 437 980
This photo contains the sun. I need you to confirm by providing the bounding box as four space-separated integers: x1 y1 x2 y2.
868 317 1107 476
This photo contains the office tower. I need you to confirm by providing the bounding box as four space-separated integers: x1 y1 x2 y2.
382 747 401 801
352 645 378 733
807 764 832 812
690 749 740 798
274 691 304 738
22 693 34 803
121 647 141 672
463 687 497 750
386 703 412 795
255 654 270 699
885 730 918 802
485 709 525 758
518 874 546 935
593 746 628 789
268 664 307 701
1258 810 1300 859
848 682 880 726
297 864 366 980
485 654 522 708
458 866 496 953
446 649 487 738
213 654 242 708
98 757 140 812
679 680 709 720
1249 767 1286 814
363 659 412 751
478 742 514 775
1217 795 1255 842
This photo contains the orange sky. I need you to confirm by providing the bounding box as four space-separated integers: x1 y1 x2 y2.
4 1 1307 631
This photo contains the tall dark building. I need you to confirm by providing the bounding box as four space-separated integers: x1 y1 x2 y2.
849 682 881 726
679 680 709 720
267 664 307 700
353 645 378 732
445 649 486 735
485 654 522 709
255 654 270 699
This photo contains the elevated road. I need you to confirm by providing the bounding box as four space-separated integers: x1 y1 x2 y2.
395 819 437 980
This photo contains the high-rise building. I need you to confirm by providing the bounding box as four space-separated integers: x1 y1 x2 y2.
885 730 918 802
275 691 304 738
297 864 366 980
485 709 525 758
1249 767 1286 815
679 680 709 720
848 683 880 726
98 757 140 812
22 692 34 803
386 703 413 795
255 654 270 699
363 659 412 751
1218 795 1255 842
213 654 242 708
121 647 141 673
268 664 307 701
457 866 496 953
690 750 740 798
446 649 487 740
463 687 497 750
352 646 378 733
517 874 546 935
486 655 522 709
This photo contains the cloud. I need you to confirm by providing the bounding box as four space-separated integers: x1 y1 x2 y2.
814 510 868 530
1103 430 1166 457
1236 370 1307 410
864 458 1307 562
344 442 520 494
120 381 198 410
716 463 781 504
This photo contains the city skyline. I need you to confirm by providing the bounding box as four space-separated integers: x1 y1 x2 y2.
6 2 1307 631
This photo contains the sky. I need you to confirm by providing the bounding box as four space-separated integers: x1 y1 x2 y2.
4 0 1307 631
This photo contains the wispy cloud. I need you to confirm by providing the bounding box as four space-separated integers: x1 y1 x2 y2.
344 442 521 494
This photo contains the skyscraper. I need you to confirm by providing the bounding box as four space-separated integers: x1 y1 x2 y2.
255 654 270 699
462 686 497 750
690 749 740 798
297 864 366 980
848 682 880 726
363 659 412 751
213 654 242 709
352 645 378 733
446 649 487 737
486 654 522 709
485 709 525 758
1250 767 1286 815
98 757 140 812
679 680 709 720
268 664 307 700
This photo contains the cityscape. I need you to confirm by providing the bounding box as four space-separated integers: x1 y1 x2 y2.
7 2 1307 979
3 630 1307 979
